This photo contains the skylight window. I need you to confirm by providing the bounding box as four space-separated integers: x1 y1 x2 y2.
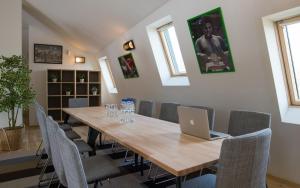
146 16 190 86
157 23 187 76
277 16 300 105
98 57 118 94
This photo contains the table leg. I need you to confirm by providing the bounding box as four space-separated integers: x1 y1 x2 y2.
176 176 181 188
140 156 144 176
98 132 102 146
87 127 100 156
64 114 70 124
134 153 138 167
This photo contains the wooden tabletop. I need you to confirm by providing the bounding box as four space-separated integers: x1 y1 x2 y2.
63 107 224 177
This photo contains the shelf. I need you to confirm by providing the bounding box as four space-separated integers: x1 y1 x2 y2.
47 69 101 122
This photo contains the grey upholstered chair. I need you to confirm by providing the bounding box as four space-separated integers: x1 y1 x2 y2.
138 100 154 117
46 116 68 187
188 105 215 130
35 102 92 186
159 103 180 123
68 98 89 124
56 125 122 188
169 128 272 188
35 103 53 186
228 110 271 136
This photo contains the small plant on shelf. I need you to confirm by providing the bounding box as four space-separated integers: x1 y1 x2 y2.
79 74 85 83
91 86 98 95
65 87 72 96
50 74 58 82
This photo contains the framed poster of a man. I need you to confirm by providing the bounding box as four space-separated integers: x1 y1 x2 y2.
187 7 235 74
118 53 139 79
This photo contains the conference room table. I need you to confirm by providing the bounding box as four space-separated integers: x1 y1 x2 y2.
63 106 224 188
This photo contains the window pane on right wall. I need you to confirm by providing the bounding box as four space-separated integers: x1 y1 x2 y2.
285 22 300 101
278 17 300 105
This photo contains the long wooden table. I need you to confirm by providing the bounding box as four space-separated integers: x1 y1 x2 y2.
63 107 224 188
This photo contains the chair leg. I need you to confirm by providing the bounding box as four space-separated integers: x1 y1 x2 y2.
147 162 153 179
35 140 43 156
48 172 56 188
39 158 50 185
124 149 129 162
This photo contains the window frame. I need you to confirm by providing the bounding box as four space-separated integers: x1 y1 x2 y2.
98 57 118 94
157 22 187 77
276 15 300 106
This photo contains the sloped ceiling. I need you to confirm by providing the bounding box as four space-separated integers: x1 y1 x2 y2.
24 0 170 54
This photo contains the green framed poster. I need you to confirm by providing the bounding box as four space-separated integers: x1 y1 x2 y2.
187 7 235 74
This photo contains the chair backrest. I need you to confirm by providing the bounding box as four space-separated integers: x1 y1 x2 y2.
159 103 180 123
228 110 271 136
46 117 68 186
69 98 89 108
56 124 88 188
34 102 51 156
216 128 272 188
188 105 215 130
138 100 154 117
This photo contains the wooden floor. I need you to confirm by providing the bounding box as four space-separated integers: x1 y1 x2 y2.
0 125 299 188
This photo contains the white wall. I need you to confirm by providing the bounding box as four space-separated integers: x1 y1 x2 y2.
22 10 100 126
0 0 23 128
99 0 300 184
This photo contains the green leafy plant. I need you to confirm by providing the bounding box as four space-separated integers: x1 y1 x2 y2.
79 74 85 80
50 74 58 81
0 55 35 129
65 86 72 92
91 86 98 92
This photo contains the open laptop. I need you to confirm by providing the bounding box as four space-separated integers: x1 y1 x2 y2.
178 106 229 140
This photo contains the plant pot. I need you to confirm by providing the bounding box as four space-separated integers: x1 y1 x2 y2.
80 79 84 83
92 91 97 95
0 127 23 151
66 91 71 96
52 78 57 83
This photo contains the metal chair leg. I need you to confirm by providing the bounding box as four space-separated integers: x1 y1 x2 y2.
35 140 43 156
147 162 153 179
39 158 50 184
48 172 56 188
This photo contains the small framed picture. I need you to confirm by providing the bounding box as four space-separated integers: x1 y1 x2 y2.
118 53 139 79
187 7 235 74
34 44 63 64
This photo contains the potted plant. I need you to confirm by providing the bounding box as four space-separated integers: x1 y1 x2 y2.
79 74 85 83
91 86 98 95
0 55 35 151
50 74 58 82
65 87 72 96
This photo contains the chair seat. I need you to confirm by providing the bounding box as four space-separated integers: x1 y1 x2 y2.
59 123 72 131
74 139 93 153
65 130 81 140
83 154 121 183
